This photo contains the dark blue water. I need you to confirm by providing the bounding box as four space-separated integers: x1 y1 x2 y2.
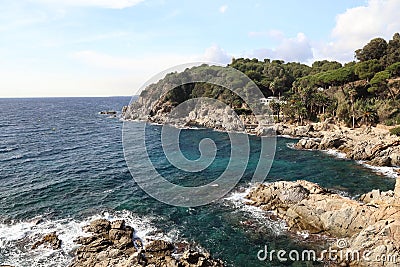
0 97 395 266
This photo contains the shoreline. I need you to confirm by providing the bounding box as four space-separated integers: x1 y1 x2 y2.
0 210 224 267
244 179 400 266
124 117 400 179
277 121 400 178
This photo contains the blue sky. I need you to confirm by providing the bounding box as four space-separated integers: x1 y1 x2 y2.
0 0 399 97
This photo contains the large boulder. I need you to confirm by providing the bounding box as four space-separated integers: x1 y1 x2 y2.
319 135 347 150
294 138 320 150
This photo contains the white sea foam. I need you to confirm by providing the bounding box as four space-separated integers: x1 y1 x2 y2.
278 134 298 139
285 142 296 149
356 160 400 179
0 210 172 267
224 185 287 236
292 144 398 179
324 149 347 159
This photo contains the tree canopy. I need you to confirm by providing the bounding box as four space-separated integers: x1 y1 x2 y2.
140 32 400 127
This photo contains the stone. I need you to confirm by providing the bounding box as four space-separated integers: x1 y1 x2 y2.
111 220 126 230
31 232 62 250
69 219 224 267
370 156 391 167
395 178 400 199
83 219 111 234
246 180 400 266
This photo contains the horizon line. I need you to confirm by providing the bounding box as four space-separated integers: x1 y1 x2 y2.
0 95 137 99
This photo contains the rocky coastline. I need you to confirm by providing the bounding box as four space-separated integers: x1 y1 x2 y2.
26 219 224 267
273 121 400 169
123 97 400 171
122 97 400 266
246 179 400 266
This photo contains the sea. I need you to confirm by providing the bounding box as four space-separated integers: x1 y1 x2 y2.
0 97 396 267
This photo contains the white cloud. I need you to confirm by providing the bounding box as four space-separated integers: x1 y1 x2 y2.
219 4 228 13
201 45 232 64
0 46 235 97
248 29 284 39
33 0 144 9
316 0 400 61
250 32 313 62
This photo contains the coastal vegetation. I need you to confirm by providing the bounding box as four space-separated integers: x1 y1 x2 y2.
138 33 400 128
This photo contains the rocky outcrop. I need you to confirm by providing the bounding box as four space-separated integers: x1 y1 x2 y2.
31 232 62 250
246 180 400 266
69 219 224 267
99 110 117 115
286 122 400 168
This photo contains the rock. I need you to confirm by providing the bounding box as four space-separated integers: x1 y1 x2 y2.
145 239 175 265
180 250 224 267
83 219 111 234
295 124 313 136
390 152 400 166
99 110 117 115
395 178 400 199
369 156 391 167
111 220 126 230
78 237 113 253
294 138 320 150
70 219 224 267
319 135 346 150
246 180 400 266
278 184 310 203
31 232 62 250
74 235 98 245
109 226 134 250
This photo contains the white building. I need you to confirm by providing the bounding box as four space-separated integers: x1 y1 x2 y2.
260 96 286 105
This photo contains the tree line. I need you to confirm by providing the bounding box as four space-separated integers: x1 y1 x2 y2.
141 33 400 127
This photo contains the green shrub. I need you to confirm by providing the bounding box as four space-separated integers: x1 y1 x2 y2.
389 126 400 136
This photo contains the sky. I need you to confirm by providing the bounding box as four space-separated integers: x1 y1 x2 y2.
0 0 400 97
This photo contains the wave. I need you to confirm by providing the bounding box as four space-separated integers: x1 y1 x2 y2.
285 142 296 149
0 210 175 267
224 185 287 236
323 149 347 159
322 148 399 178
356 160 400 179
278 134 299 139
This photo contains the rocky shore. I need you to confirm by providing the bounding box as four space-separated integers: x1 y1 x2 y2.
123 95 400 170
270 121 400 169
29 219 224 267
246 179 400 266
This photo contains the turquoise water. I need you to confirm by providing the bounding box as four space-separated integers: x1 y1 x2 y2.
0 97 395 266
